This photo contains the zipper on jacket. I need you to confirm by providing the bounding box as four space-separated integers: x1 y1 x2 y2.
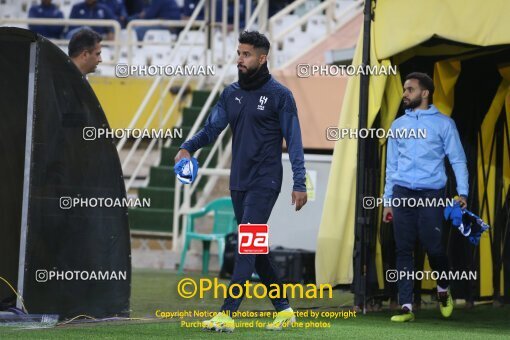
412 113 418 190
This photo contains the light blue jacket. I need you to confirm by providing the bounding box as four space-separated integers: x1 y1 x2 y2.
383 105 468 199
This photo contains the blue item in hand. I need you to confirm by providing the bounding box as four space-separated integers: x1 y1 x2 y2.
444 200 490 245
174 157 199 184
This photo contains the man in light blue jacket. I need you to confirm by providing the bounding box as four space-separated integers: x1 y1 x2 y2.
382 72 468 322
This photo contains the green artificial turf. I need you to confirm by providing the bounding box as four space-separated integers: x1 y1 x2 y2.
1 268 509 339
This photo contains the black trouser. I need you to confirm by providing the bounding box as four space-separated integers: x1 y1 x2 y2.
220 188 290 313
392 185 450 305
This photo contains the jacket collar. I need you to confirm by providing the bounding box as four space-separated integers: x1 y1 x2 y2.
405 104 439 117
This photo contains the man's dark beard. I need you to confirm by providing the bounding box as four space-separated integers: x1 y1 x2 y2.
238 65 259 82
403 97 422 109
237 62 271 90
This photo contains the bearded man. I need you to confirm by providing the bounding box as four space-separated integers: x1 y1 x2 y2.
175 31 307 332
383 72 468 322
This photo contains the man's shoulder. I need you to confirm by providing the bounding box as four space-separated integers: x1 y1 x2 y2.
223 77 292 98
73 2 87 9
265 76 291 95
434 111 455 123
71 2 87 14
391 114 409 128
222 82 241 99
226 82 240 90
151 0 168 7
28 4 41 14
44 4 63 16
426 111 457 133
96 3 114 13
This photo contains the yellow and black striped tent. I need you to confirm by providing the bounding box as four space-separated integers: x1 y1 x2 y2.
317 0 510 303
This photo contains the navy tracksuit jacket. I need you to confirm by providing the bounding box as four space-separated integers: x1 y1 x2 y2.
181 76 306 193
28 4 64 39
181 75 306 312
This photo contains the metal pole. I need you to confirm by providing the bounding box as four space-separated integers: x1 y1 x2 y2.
234 0 239 40
17 41 38 310
354 0 373 315
493 113 504 303
221 0 227 64
246 0 252 28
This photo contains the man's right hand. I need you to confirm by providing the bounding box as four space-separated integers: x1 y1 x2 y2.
382 207 393 223
174 148 191 164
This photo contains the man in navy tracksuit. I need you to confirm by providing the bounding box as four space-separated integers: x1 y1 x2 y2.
28 0 64 39
175 31 307 332
382 72 468 322
68 0 116 39
128 0 182 40
99 0 129 27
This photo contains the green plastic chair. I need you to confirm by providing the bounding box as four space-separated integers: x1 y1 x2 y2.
178 197 236 274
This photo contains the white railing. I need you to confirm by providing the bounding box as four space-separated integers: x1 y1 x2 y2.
171 0 269 252
124 19 206 65
172 0 362 253
171 132 231 252
0 18 122 63
0 17 226 65
2 1 362 253
174 168 231 252
268 0 363 68
118 0 212 192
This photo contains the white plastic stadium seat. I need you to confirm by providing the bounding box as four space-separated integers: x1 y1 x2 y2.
180 30 206 46
282 34 313 56
119 46 129 60
19 0 34 15
271 48 290 69
294 0 321 17
0 4 19 19
143 29 172 63
22 0 33 16
0 0 24 15
118 47 147 66
305 14 328 40
225 64 238 80
59 2 72 18
187 46 206 65
272 14 301 36
100 46 113 63
174 45 206 65
212 46 234 65
212 30 225 46
335 0 361 18
144 29 173 43
307 14 327 29
150 49 169 66
168 48 187 65
120 29 138 52
211 30 236 64
95 65 116 77
132 52 148 66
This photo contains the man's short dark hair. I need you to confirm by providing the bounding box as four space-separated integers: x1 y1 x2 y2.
405 72 435 98
68 28 102 58
239 31 270 55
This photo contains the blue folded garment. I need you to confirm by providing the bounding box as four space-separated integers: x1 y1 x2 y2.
174 157 199 184
444 200 490 245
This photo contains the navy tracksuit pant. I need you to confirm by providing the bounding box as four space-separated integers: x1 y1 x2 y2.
392 185 450 305
220 188 290 313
